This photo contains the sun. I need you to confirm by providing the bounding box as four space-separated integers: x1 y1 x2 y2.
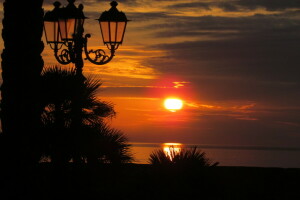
164 98 183 112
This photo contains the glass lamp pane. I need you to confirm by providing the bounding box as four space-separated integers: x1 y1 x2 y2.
100 22 110 43
116 22 126 43
44 21 61 43
58 19 67 40
59 18 76 40
110 22 117 43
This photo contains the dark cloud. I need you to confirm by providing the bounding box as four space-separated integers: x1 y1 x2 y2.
169 0 300 12
149 13 300 37
126 12 169 22
145 30 300 103
217 2 239 12
167 2 211 10
238 0 300 11
43 0 300 11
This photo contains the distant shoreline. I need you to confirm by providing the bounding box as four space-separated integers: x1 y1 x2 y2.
130 142 300 151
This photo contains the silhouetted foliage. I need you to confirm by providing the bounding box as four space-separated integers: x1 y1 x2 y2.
41 66 115 125
40 66 132 164
81 123 133 164
149 146 219 167
149 147 221 199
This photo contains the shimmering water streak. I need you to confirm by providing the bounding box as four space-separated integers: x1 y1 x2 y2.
130 143 300 168
163 143 182 160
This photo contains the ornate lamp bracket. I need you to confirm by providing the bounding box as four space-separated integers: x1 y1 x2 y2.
54 43 73 65
83 34 115 65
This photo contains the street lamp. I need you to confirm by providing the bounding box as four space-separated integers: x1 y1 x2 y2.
98 1 127 50
44 2 63 45
43 0 128 74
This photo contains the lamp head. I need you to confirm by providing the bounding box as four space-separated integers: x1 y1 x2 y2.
97 1 128 48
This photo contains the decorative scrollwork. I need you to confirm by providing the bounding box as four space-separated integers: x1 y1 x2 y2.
54 48 72 65
84 34 115 65
51 34 115 65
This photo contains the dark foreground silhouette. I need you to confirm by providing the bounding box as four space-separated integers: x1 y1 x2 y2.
1 163 299 200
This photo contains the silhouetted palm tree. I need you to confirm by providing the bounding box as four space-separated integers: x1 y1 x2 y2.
41 67 115 125
149 146 219 167
40 66 132 164
149 147 221 200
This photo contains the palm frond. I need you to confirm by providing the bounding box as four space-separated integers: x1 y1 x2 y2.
149 146 219 167
40 66 128 164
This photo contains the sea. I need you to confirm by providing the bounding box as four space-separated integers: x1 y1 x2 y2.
130 143 300 168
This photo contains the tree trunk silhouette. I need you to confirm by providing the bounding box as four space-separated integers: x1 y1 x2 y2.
1 0 44 165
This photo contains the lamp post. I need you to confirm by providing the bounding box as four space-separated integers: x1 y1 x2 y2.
43 0 128 163
43 0 128 76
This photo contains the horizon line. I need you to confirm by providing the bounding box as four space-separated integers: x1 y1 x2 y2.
130 142 300 152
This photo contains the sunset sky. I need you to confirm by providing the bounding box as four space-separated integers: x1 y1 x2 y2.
1 0 300 148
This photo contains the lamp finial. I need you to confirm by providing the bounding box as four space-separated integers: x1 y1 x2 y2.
110 1 118 7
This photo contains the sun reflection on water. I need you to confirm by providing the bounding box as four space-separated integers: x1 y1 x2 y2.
163 143 182 160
